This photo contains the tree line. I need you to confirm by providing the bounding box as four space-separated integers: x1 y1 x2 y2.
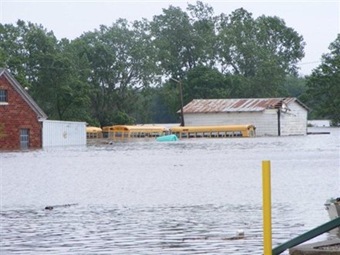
0 1 339 126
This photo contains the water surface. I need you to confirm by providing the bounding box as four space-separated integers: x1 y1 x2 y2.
1 128 339 254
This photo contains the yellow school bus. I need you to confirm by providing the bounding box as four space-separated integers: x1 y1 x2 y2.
86 126 103 139
170 124 256 139
102 125 169 140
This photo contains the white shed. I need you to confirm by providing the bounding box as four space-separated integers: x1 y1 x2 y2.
42 120 86 147
181 98 309 136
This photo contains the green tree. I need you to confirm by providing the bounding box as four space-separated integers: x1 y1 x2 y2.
187 1 218 68
0 21 35 87
306 35 340 125
0 5 309 124
185 65 230 100
0 20 90 120
150 1 218 78
157 81 183 123
217 8 305 97
76 19 158 126
150 86 178 123
283 75 307 98
151 5 193 78
32 50 90 120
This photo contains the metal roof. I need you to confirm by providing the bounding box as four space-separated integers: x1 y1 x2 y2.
182 98 309 113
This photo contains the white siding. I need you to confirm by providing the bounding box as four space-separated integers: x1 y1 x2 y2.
280 102 308 135
183 101 307 136
255 110 279 136
184 111 278 136
43 120 86 147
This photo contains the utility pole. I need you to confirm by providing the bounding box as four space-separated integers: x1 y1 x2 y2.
170 77 185 127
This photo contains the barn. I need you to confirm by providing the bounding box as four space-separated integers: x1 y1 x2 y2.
181 98 309 136
0 68 47 150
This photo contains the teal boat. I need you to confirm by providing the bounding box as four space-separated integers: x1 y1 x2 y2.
156 134 178 142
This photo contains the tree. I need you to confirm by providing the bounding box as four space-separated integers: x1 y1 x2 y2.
187 1 218 68
306 35 340 125
151 5 193 78
0 4 309 124
150 86 178 123
157 80 183 124
282 75 307 98
150 1 218 78
31 49 90 120
185 65 230 100
0 21 35 87
217 8 305 97
76 18 158 126
0 20 91 120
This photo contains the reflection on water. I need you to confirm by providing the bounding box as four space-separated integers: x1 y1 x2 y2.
1 128 339 254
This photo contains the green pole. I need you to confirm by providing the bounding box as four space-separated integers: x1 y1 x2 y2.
272 217 340 254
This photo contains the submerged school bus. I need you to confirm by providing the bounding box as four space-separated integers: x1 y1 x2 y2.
96 124 255 141
86 126 103 139
102 125 169 141
169 124 256 139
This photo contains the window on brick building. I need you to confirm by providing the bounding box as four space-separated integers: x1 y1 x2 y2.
20 129 29 150
0 89 8 103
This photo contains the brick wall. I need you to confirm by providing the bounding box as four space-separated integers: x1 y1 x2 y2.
0 76 43 150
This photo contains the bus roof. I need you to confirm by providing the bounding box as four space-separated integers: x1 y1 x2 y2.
103 125 169 132
170 124 255 133
86 126 102 133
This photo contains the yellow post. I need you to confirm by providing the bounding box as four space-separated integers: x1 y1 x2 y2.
262 160 272 255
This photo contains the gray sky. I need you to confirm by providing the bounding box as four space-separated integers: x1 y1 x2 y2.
0 0 339 76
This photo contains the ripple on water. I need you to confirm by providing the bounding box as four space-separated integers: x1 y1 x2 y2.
2 128 339 254
1 203 329 254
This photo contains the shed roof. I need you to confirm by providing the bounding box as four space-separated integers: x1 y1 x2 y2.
182 98 309 113
0 68 47 120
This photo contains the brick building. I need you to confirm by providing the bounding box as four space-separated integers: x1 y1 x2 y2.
0 69 47 150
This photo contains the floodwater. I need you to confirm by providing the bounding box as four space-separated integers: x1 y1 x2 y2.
1 128 339 254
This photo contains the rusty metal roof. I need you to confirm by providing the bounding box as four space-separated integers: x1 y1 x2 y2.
182 98 308 113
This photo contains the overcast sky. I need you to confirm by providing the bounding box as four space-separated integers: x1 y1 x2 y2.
0 0 339 76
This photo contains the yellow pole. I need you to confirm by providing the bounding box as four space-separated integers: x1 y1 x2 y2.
262 160 272 255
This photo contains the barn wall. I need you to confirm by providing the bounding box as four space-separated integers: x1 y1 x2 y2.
280 101 308 135
184 110 279 136
256 110 279 136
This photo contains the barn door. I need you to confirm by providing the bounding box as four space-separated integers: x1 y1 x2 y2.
20 129 29 150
